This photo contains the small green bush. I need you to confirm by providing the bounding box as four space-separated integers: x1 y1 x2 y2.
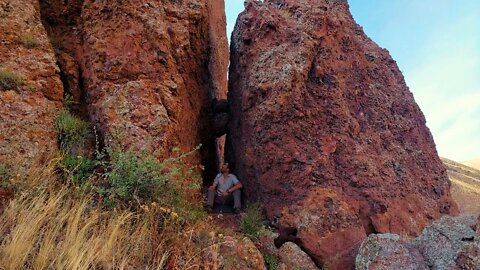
263 253 279 270
240 203 264 239
0 164 12 188
100 146 203 220
56 110 89 152
58 155 97 185
0 69 24 90
21 35 39 49
104 148 186 204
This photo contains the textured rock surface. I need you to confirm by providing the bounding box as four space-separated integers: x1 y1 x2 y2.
280 188 366 269
356 234 428 270
276 242 318 270
227 0 458 268
40 0 228 177
356 215 480 270
257 232 318 270
414 215 477 269
0 0 63 168
203 236 266 270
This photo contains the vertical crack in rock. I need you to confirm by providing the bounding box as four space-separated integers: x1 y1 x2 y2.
38 0 229 180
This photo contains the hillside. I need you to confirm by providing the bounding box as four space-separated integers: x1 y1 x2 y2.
442 157 480 214
462 159 480 171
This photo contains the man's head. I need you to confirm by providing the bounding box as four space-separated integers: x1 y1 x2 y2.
221 163 230 174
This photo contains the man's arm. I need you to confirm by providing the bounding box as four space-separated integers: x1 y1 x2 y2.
227 181 242 193
208 175 219 191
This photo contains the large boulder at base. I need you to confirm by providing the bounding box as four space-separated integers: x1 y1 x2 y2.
227 0 458 268
276 242 318 270
258 231 318 270
356 215 480 270
39 0 228 177
356 234 428 270
0 0 63 169
414 215 478 269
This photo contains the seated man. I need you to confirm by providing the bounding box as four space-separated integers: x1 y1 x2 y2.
206 163 243 214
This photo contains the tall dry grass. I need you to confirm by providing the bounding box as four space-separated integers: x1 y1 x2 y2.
0 156 215 269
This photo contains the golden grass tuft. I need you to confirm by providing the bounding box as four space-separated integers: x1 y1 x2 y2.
0 156 220 269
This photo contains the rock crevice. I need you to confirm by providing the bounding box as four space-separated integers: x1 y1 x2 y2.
38 0 229 179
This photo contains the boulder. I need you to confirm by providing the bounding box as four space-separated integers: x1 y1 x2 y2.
227 0 458 268
356 234 428 270
355 215 480 270
414 215 477 269
276 242 318 270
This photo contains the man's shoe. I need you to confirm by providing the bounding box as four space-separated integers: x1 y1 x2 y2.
205 205 213 213
233 208 240 215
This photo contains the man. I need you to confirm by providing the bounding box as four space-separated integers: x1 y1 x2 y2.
206 163 243 214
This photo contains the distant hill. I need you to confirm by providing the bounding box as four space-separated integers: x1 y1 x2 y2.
461 159 480 171
441 157 480 214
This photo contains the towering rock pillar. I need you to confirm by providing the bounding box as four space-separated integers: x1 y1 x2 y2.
227 0 458 268
39 0 229 177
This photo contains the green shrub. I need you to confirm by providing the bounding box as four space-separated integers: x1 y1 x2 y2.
58 155 96 185
0 69 24 90
100 146 203 219
240 203 264 239
263 253 279 270
56 110 89 152
0 164 12 188
21 35 39 49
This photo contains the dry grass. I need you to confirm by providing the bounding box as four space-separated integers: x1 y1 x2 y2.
0 156 220 269
442 157 480 214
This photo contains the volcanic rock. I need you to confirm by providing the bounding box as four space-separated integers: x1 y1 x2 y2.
356 215 480 270
414 215 477 269
0 0 63 169
40 0 229 177
227 0 458 268
356 234 428 270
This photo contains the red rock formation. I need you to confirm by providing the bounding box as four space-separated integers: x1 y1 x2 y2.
227 0 458 268
40 0 229 176
0 0 63 169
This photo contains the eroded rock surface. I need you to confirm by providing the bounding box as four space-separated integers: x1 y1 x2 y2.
0 0 63 169
227 0 458 268
356 215 480 270
356 234 428 270
40 0 228 176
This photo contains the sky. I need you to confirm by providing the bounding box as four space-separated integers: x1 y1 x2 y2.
224 0 480 161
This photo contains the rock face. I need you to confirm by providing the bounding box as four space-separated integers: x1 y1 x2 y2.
0 0 63 169
356 215 480 270
227 0 458 268
40 0 228 177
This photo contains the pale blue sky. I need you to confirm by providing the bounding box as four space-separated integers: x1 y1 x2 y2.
225 1 480 161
